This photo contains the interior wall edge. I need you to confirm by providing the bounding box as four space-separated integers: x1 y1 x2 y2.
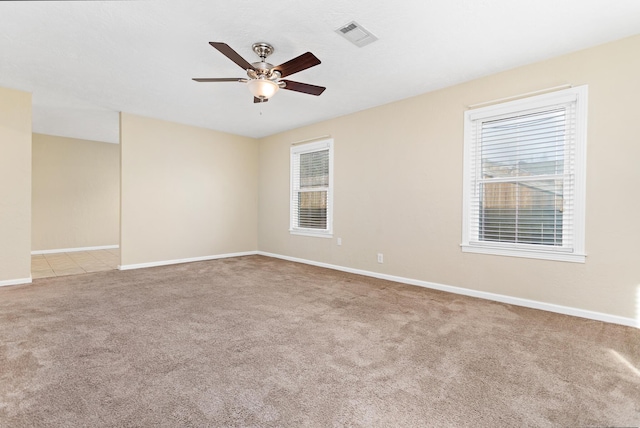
0 86 32 283
257 251 639 329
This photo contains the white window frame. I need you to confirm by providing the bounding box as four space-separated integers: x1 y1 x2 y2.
289 138 334 238
461 86 588 263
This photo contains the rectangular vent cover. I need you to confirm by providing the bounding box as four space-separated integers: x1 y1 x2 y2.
335 21 378 47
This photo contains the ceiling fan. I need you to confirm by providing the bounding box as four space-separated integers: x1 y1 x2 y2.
193 42 326 103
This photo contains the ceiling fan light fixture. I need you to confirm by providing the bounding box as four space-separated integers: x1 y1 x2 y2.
247 78 279 100
194 41 326 102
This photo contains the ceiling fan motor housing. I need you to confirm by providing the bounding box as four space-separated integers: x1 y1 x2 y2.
250 43 282 81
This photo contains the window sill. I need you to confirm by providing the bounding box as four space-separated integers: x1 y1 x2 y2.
290 229 333 239
460 244 586 263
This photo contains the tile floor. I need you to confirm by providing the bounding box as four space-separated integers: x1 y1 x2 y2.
31 248 120 279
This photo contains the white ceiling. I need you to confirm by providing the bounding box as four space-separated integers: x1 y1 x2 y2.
1 0 639 143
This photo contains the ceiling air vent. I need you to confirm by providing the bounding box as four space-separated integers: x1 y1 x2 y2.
335 21 378 47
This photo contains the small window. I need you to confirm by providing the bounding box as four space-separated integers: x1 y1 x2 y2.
290 139 333 237
462 86 587 262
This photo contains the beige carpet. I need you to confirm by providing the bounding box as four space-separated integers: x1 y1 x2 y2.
1 255 638 427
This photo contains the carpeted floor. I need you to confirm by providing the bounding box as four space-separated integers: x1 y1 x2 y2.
0 255 638 427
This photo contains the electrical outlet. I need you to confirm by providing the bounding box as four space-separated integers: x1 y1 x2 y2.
337 237 342 246
377 253 383 263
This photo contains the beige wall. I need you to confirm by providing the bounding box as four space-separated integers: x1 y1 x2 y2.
258 34 640 320
0 87 32 283
120 113 258 266
32 133 119 251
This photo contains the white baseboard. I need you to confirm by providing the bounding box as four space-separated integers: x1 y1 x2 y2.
118 251 258 271
257 251 638 329
32 245 119 255
0 277 32 287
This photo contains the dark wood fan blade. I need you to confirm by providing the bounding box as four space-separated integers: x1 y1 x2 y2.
272 52 320 78
209 42 255 71
254 97 269 104
192 78 243 82
281 80 326 96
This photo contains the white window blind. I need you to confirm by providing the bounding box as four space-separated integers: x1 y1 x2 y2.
290 139 333 236
462 86 587 262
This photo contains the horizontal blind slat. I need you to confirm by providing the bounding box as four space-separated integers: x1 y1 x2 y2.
468 102 576 249
291 145 331 231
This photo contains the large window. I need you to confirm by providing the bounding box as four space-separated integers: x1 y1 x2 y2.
462 86 587 262
290 139 333 237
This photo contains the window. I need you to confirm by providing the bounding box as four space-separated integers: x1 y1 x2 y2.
462 86 587 262
290 139 333 237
